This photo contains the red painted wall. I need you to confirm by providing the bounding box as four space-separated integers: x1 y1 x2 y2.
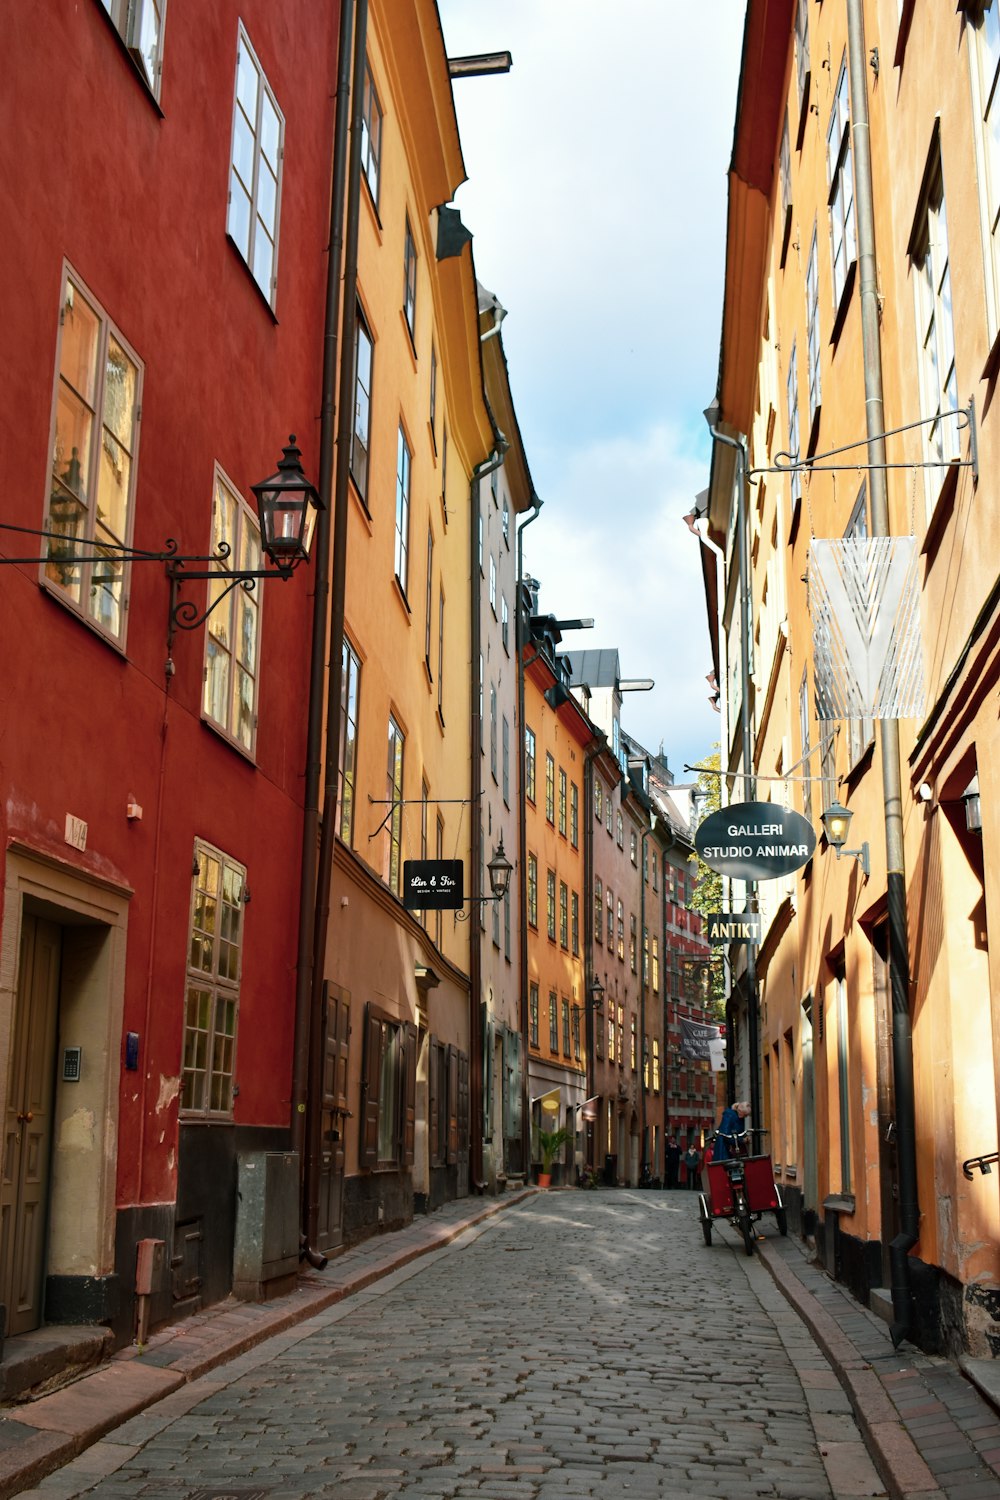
0 1 340 1208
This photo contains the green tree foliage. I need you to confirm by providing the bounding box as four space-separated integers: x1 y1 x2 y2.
689 746 726 1019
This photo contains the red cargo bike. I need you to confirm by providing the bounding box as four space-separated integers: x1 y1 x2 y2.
698 1129 787 1255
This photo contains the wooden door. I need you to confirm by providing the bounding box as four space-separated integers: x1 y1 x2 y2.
1 916 60 1334
316 982 350 1253
871 923 899 1288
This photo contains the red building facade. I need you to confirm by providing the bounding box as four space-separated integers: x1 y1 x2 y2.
0 0 339 1344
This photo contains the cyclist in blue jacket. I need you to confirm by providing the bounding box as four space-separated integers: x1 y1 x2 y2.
712 1099 750 1160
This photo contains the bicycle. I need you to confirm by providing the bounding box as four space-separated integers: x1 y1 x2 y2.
697 1127 787 1256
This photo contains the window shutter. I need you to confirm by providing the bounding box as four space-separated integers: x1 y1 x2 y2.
482 1010 494 1140
457 1049 470 1158
429 1037 441 1167
507 1029 522 1140
402 1022 417 1166
360 1005 381 1169
446 1045 459 1164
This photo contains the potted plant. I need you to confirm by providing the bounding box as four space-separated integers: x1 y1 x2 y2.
537 1127 570 1188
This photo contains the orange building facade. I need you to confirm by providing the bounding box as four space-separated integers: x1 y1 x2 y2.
705 0 1000 1356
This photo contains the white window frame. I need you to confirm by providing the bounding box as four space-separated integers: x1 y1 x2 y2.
339 637 361 845
43 265 143 647
395 423 411 594
100 0 167 98
786 340 802 514
202 466 263 755
502 715 510 806
403 217 417 342
227 23 284 309
351 307 373 502
182 841 245 1118
795 0 810 109
385 714 405 893
424 526 434 669
360 58 382 207
806 227 822 426
969 1 1000 340
911 145 960 517
827 58 856 308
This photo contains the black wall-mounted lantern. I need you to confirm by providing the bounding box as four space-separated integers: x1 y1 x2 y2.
962 774 982 834
820 799 870 878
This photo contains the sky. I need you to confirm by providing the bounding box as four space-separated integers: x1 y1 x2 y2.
436 1 746 779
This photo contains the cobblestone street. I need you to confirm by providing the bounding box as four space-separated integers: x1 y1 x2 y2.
16 1192 890 1500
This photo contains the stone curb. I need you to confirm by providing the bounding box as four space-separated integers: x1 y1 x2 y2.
0 1189 536 1500
757 1240 941 1500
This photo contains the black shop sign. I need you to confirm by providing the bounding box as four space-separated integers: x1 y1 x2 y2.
402 859 464 910
695 801 816 881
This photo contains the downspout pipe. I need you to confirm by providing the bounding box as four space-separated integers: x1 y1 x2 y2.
516 495 544 1173
582 737 603 1171
847 0 918 1348
702 422 761 1136
305 0 369 1249
291 0 356 1264
468 441 508 1192
639 818 655 1180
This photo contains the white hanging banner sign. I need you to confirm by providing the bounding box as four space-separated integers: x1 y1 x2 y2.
809 536 925 722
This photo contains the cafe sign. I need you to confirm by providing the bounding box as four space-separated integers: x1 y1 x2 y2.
402 860 464 911
695 801 815 881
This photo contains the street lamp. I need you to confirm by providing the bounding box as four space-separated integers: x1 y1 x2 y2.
962 775 982 834
1 434 323 659
486 838 513 900
820 800 870 878
250 436 323 568
455 839 513 920
588 975 605 1013
168 436 322 645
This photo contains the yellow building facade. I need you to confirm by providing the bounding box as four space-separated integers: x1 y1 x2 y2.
316 0 497 1246
706 0 1000 1356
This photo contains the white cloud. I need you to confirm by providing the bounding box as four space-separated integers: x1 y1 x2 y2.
437 0 743 775
520 422 721 771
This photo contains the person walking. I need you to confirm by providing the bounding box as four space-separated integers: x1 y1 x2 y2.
683 1140 701 1189
665 1134 680 1190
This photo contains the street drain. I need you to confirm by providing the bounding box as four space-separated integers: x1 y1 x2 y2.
187 1489 270 1499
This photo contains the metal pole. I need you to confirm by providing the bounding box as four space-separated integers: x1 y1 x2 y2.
307 0 369 1246
706 426 762 1132
735 444 762 1136
291 0 356 1250
515 502 543 1176
847 0 918 1347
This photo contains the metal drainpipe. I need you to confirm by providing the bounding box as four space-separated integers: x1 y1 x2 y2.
516 498 543 1172
582 738 603 1171
705 426 761 1133
660 826 676 1141
305 0 369 1250
639 820 653 1179
468 443 507 1192
847 0 918 1348
291 0 357 1264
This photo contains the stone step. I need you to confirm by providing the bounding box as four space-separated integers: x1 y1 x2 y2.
0 1325 113 1404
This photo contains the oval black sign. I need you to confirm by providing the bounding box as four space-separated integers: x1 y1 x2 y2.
695 801 816 881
